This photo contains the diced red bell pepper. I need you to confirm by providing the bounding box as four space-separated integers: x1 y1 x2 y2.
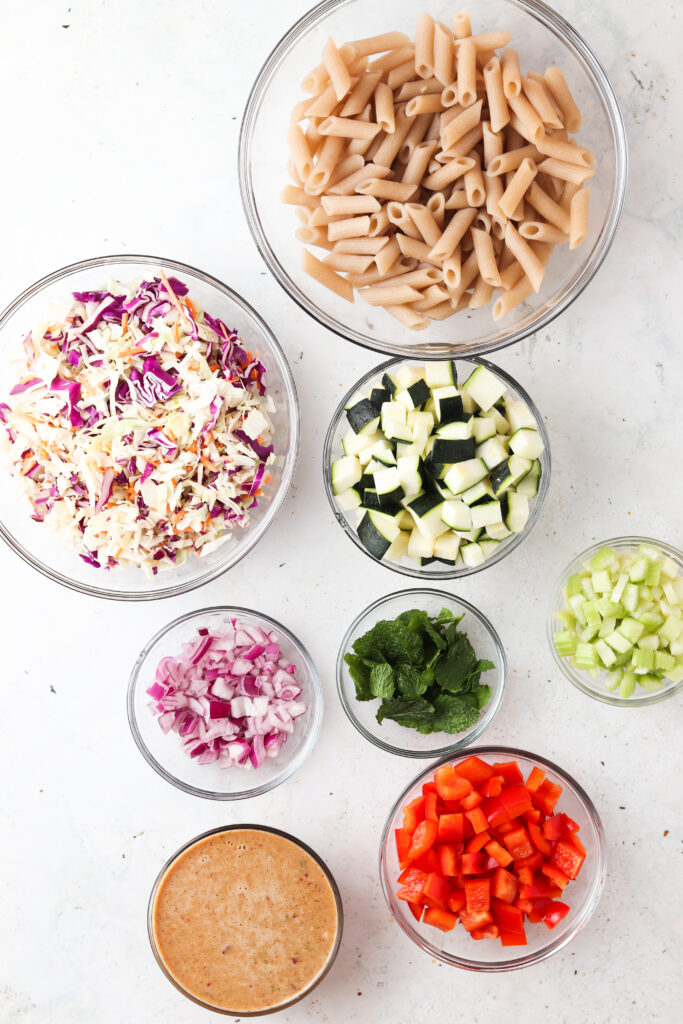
541 862 569 890
437 812 464 843
423 907 458 932
464 877 491 913
480 775 504 798
551 839 586 880
519 875 560 900
471 924 500 940
522 807 543 825
422 780 438 796
491 761 524 785
412 848 440 875
403 795 426 834
516 867 534 887
408 901 423 922
492 867 518 904
485 839 513 868
542 814 564 841
533 779 563 816
525 765 546 793
480 795 507 827
461 852 488 874
568 832 587 857
515 897 533 915
424 790 439 822
435 764 473 801
527 896 553 923
460 790 483 810
465 830 490 853
437 843 459 877
561 813 580 835
448 888 466 913
543 901 570 929
499 784 533 818
407 819 438 861
495 820 515 835
528 821 552 856
396 867 427 902
491 900 527 946
454 755 494 786
395 828 411 865
465 807 489 834
503 826 535 861
397 864 418 883
421 872 452 911
459 908 493 933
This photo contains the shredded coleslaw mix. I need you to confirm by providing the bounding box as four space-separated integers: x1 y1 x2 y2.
0 274 276 575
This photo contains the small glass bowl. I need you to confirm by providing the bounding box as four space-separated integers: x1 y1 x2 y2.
239 0 628 358
379 746 606 971
0 255 299 600
336 588 506 757
127 607 322 799
323 356 550 579
547 536 683 707
147 824 343 1015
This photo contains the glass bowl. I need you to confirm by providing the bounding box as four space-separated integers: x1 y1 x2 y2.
127 606 322 799
337 588 506 756
0 255 299 600
323 355 550 579
379 745 606 970
239 0 628 358
147 824 343 1015
547 536 683 707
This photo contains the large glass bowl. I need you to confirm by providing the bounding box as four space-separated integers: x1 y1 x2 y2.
547 536 683 707
239 0 627 358
323 356 550 579
127 606 323 800
379 746 606 970
0 255 299 600
337 588 506 756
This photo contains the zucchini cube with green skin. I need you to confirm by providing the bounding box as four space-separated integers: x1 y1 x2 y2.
461 365 507 411
461 478 494 505
504 399 536 432
461 542 485 567
331 455 362 495
357 510 400 559
472 416 497 443
431 438 476 464
345 397 380 435
479 539 500 559
406 490 449 540
441 499 472 531
408 410 435 438
475 436 508 469
486 520 512 540
408 527 435 561
471 500 502 529
425 360 458 388
395 364 424 389
509 427 544 460
342 428 383 458
373 466 404 507
381 371 400 395
490 406 511 435
435 418 473 439
505 491 530 532
370 386 390 410
489 454 533 497
434 531 461 564
403 377 431 409
444 458 488 496
516 459 541 498
385 530 410 564
396 455 423 498
432 386 466 423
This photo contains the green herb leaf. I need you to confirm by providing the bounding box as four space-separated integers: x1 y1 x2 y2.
397 664 428 699
474 684 492 709
369 662 395 700
433 632 478 693
376 697 435 727
352 618 424 665
432 607 464 627
344 653 373 701
430 693 481 733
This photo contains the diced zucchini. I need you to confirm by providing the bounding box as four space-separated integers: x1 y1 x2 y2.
444 458 488 495
434 418 473 439
486 521 512 540
504 399 536 432
479 539 500 559
337 488 362 511
373 466 404 507
516 459 541 498
461 542 485 567
490 406 510 435
471 501 503 529
407 491 449 540
425 361 457 388
396 455 423 499
432 386 465 424
461 365 507 411
357 510 400 558
385 530 410 563
342 428 382 457
472 416 497 443
505 491 530 533
370 386 390 410
509 427 544 460
381 370 400 395
331 455 362 495
461 479 494 505
395 364 423 389
431 438 476 464
441 500 472 531
408 527 435 560
345 397 380 435
434 531 462 564
490 454 532 497
476 436 508 470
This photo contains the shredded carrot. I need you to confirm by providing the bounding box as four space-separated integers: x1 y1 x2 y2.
187 442 198 454
251 369 258 380
159 270 191 326
209 363 220 373
121 312 128 335
185 297 196 318
203 515 212 529
200 457 215 470
264 473 272 485
255 489 263 497
205 431 213 444
119 346 148 358
173 318 180 349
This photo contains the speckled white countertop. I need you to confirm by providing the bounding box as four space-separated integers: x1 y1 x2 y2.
0 1 681 1021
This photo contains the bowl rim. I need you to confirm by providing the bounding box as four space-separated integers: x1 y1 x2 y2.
0 254 300 601
547 534 683 707
147 823 344 1015
238 0 629 359
378 744 606 971
336 586 507 756
127 605 323 800
322 354 551 579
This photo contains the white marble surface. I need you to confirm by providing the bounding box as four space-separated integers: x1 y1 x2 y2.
0 1 681 1021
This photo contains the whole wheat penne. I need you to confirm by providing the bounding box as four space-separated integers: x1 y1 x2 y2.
281 185 320 209
492 273 534 319
327 154 365 188
569 187 590 249
476 48 496 71
356 179 417 201
468 31 511 51
405 93 446 116
333 235 389 255
398 112 433 162
287 125 314 181
426 191 446 226
302 248 354 300
318 115 381 140
499 157 537 218
305 121 323 152
443 247 462 288
321 194 381 216
290 98 312 123
441 103 465 128
522 77 563 129
481 57 509 133
308 206 345 227
474 209 492 232
447 250 479 301
383 304 429 328
559 179 581 211
348 31 411 58
327 162 391 195
361 283 423 305
327 215 371 241
374 82 396 133
484 171 505 218
401 139 439 185
536 157 594 185
397 77 444 101
369 206 391 235
429 206 477 260
452 10 472 39
501 48 521 99
305 82 343 119
441 100 482 150
367 45 416 75
487 144 541 176
469 276 495 308
423 155 474 191
464 157 486 207
457 38 477 107
426 111 442 141
405 203 443 247
387 59 419 91
438 123 484 160
397 233 442 266
445 186 470 210
535 134 595 167
305 135 346 194
526 181 571 232
508 94 544 144
382 266 442 288
388 206 422 240
374 236 401 275
413 283 452 311
471 226 501 286
340 72 382 116
415 13 436 79
323 252 373 273
300 64 330 96
434 22 455 86
440 83 460 108
544 67 582 132
504 222 545 292
519 220 568 245
322 37 353 101
427 298 461 319
499 259 525 290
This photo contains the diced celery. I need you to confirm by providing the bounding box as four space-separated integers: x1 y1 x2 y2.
583 600 602 629
638 543 662 562
638 610 664 633
618 617 645 643
556 609 576 629
604 631 632 654
660 614 683 645
637 674 663 692
671 578 683 602
629 556 648 582
637 634 659 652
659 599 675 618
575 642 597 668
579 623 599 642
588 667 602 679
612 651 633 668
591 569 612 594
619 672 636 698
581 578 597 600
671 635 683 657
604 670 623 691
590 546 616 571
638 585 652 603
566 573 583 597
611 572 628 603
554 630 576 656
662 582 678 605
569 593 587 623
632 648 655 672
621 583 639 613
595 640 617 668
650 585 663 600
644 561 661 586
654 651 675 673
667 661 683 683
597 599 625 619
598 617 616 638
660 556 678 579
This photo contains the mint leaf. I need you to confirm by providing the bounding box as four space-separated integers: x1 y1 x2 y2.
344 653 373 701
370 662 395 700
430 693 480 733
397 664 428 699
376 697 435 728
352 618 424 665
432 608 464 628
476 659 495 675
434 632 478 693
474 684 492 709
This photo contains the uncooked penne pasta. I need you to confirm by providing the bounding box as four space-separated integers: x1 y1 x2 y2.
413 283 452 311
321 194 381 215
501 48 521 99
405 203 442 247
434 22 455 86
456 38 477 107
445 187 470 210
302 249 354 300
438 123 483 160
519 221 569 245
327 154 365 188
484 172 505 220
426 191 446 227
281 185 320 209
535 134 596 167
368 205 391 235
536 157 594 185
423 156 474 191
367 46 415 75
287 125 314 182
469 276 495 308
522 76 563 129
398 112 433 162
383 304 429 329
499 157 537 219
326 161 390 195
305 135 345 193
508 94 544 144
526 181 571 232
322 36 353 101
361 282 423 305
415 13 436 79
464 157 486 207
374 82 395 132
402 139 439 185
405 93 447 116
443 248 462 288
569 187 590 249
544 67 582 132
348 31 411 58
383 266 442 288
429 207 476 260
356 179 418 201
327 215 372 241
387 58 418 90
397 233 441 266
469 31 511 51
305 82 342 119
471 227 501 286
374 235 401 274
487 144 540 176
483 57 509 133
441 99 482 150
318 116 381 140
333 235 389 255
323 252 373 273
504 222 545 292
452 10 472 39
397 77 443 101
492 273 534 319
340 71 382 116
